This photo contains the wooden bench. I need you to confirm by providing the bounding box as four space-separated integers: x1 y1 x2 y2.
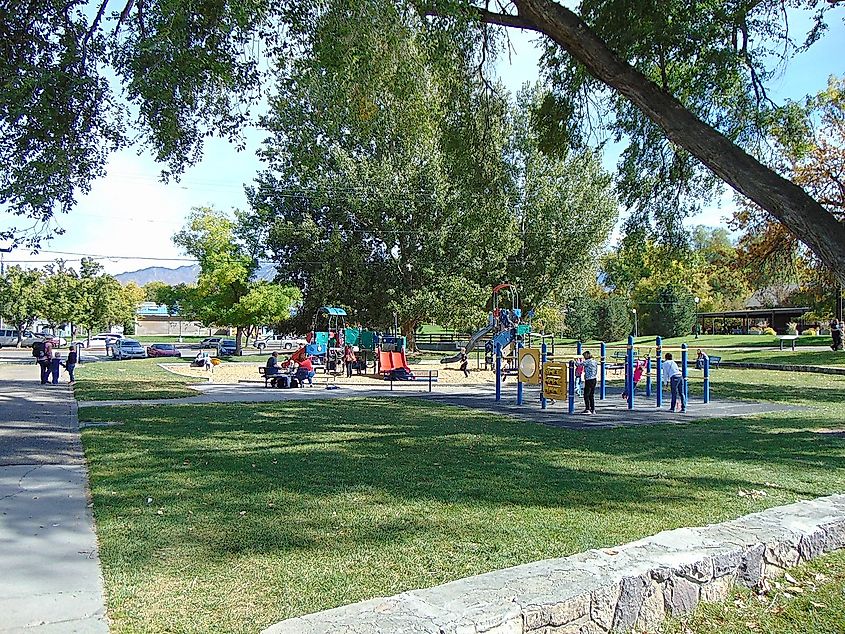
259 366 295 388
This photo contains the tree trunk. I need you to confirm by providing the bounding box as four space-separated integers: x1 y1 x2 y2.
235 325 243 356
487 0 845 285
401 320 420 353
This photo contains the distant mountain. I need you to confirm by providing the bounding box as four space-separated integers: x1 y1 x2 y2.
115 263 278 286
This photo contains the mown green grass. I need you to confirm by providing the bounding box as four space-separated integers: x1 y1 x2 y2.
80 368 845 633
74 358 203 401
663 549 845 634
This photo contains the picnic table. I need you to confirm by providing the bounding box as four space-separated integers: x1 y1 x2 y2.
777 334 799 351
259 366 296 388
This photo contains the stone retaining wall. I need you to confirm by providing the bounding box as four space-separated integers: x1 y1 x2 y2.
263 494 845 634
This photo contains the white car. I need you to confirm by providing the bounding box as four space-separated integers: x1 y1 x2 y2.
87 333 124 347
254 335 307 351
110 338 146 360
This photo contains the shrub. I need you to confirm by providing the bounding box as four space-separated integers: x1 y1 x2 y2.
763 326 777 336
786 321 798 335
596 295 632 342
804 327 818 336
643 285 696 338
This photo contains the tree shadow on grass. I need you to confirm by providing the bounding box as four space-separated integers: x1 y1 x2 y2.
79 398 845 568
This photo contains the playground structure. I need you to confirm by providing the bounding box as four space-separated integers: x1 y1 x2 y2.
442 283 533 368
299 305 417 379
495 336 714 414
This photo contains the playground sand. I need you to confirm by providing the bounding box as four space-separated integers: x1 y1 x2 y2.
159 362 498 386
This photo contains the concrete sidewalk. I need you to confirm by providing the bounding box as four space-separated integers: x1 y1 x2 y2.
0 364 108 633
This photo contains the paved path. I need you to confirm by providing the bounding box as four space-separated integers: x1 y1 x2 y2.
75 380 798 430
0 364 108 633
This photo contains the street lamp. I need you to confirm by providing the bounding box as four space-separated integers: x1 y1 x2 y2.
631 308 638 340
694 297 701 338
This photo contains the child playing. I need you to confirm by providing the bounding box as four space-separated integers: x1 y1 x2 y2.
622 357 647 400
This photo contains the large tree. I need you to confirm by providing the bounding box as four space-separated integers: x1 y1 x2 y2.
3 1 845 282
244 3 516 346
0 266 44 346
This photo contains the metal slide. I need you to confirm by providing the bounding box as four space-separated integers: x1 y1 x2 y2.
439 324 495 364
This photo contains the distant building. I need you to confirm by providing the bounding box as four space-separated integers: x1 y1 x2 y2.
134 302 225 336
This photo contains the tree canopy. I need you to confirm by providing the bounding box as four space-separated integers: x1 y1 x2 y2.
3 0 844 282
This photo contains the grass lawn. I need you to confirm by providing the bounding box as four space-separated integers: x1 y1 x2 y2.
716 348 845 367
663 548 845 634
74 358 204 401
79 368 845 633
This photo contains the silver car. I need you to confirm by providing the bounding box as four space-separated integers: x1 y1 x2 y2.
254 335 307 351
110 338 147 360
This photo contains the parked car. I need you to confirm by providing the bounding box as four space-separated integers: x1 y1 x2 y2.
87 333 124 347
254 334 307 351
200 337 223 348
217 339 238 356
146 343 182 358
37 333 67 347
0 329 21 347
110 338 146 360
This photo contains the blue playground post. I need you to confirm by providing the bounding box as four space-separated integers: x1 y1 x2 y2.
576 341 583 356
495 342 502 402
516 340 524 405
703 354 710 403
568 360 576 414
626 335 635 410
540 342 548 410
681 343 689 401
645 356 652 398
600 341 606 400
656 337 663 407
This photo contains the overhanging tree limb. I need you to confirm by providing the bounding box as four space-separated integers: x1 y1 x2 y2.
471 0 845 285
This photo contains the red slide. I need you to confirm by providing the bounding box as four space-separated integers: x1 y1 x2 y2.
378 350 410 373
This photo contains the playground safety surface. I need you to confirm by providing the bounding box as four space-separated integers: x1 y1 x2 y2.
423 385 802 430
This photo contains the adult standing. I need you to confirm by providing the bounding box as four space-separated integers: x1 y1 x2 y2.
33 339 49 384
830 318 842 351
581 351 598 414
662 353 686 413
343 344 356 378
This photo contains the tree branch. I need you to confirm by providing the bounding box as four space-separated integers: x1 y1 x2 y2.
475 7 541 31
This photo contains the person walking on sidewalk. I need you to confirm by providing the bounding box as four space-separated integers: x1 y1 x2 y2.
662 352 686 413
63 347 78 384
50 351 62 385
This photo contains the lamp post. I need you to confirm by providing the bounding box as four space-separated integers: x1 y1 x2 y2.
631 308 638 340
694 297 700 338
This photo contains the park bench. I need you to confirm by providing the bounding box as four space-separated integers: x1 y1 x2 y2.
259 366 295 388
777 334 799 351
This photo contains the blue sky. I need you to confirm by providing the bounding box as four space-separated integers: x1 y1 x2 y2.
2 9 843 275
